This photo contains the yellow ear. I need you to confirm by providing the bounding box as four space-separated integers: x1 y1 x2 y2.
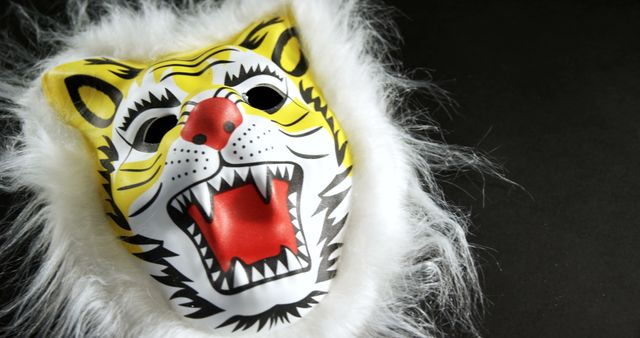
236 15 308 79
42 58 144 139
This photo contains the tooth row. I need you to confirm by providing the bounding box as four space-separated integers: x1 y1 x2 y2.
170 164 296 214
206 164 295 201
214 247 310 291
170 183 213 220
183 222 220 272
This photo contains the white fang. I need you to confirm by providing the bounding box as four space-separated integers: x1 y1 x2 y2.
288 192 297 204
276 261 288 275
292 219 300 230
263 264 275 278
233 261 249 287
191 183 212 219
171 199 180 210
285 248 301 270
234 166 250 181
220 167 236 187
250 165 270 201
252 267 264 282
210 176 223 191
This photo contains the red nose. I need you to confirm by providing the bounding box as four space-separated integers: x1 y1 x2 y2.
181 97 243 150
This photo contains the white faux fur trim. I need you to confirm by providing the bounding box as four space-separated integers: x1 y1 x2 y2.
0 1 489 337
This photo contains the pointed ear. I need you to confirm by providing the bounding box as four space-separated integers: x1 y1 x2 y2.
237 15 308 78
43 58 143 135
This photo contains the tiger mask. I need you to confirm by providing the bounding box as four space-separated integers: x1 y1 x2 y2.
42 16 352 333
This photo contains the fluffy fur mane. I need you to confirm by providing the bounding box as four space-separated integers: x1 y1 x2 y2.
0 1 496 337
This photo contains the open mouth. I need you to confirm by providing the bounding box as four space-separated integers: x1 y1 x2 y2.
167 162 310 294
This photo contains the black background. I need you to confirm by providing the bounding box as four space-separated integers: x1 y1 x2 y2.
392 1 640 337
1 1 640 337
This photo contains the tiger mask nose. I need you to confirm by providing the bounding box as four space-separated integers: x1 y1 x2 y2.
181 97 243 150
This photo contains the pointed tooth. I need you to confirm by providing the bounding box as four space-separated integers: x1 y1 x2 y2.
283 164 292 179
252 267 264 282
221 278 229 290
187 224 196 235
250 165 270 201
296 231 305 242
289 208 296 217
205 258 213 268
221 168 236 187
194 233 202 244
176 195 187 212
234 166 250 181
210 176 223 191
211 270 220 281
177 194 188 207
171 199 181 210
182 190 192 203
277 164 286 178
233 261 249 287
288 192 297 205
292 219 300 230
273 164 282 178
200 247 208 256
298 245 307 254
263 264 275 278
267 164 278 177
191 183 212 219
276 260 288 275
284 248 301 270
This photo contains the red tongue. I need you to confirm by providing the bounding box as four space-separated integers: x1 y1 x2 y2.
187 179 298 272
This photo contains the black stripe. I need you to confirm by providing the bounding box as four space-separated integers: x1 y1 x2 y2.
213 87 226 97
286 146 328 159
279 126 323 138
128 183 163 217
120 154 162 172
161 60 234 81
271 112 308 127
117 165 162 191
181 100 198 111
152 48 238 71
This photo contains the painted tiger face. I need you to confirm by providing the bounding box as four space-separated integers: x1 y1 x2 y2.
42 17 352 333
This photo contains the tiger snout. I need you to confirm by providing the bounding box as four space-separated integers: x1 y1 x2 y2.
181 97 243 150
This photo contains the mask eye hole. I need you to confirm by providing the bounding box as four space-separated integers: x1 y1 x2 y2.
245 85 286 114
133 115 178 152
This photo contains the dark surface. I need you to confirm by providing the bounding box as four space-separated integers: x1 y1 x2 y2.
1 1 639 337
393 1 640 337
